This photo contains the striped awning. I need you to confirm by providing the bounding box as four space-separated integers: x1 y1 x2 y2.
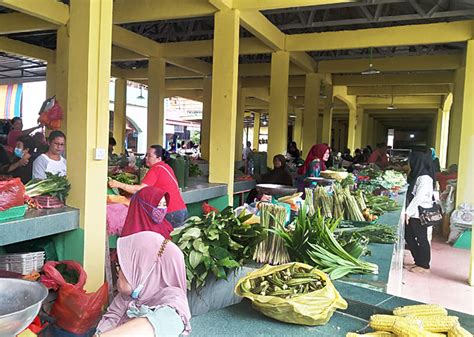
0 84 22 120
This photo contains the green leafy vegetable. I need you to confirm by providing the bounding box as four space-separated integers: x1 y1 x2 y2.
25 173 71 201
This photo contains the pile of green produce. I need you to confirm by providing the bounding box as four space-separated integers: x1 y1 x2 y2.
307 185 377 222
253 203 290 265
335 223 398 244
239 263 326 299
25 173 71 201
110 172 138 185
189 163 202 177
365 194 401 215
273 207 378 279
358 169 406 193
171 207 264 289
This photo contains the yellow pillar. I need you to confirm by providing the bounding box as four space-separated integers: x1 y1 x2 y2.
447 68 465 166
200 77 212 161
293 107 303 150
66 0 112 291
147 57 166 146
46 62 56 98
209 9 239 204
267 51 290 167
455 40 474 285
321 86 333 145
235 84 245 161
253 112 261 152
302 73 321 158
113 78 127 154
348 106 363 150
437 94 452 169
367 116 375 147
361 111 369 150
56 26 69 133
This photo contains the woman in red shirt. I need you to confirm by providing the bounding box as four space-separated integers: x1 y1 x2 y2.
109 145 188 228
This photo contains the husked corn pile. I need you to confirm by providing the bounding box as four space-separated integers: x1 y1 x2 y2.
346 304 472 337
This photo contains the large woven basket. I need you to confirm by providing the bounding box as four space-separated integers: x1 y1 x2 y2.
320 170 349 181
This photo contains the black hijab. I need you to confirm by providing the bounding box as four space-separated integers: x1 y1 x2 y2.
406 150 435 204
259 155 293 186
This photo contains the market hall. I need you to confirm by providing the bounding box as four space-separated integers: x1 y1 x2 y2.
0 0 473 336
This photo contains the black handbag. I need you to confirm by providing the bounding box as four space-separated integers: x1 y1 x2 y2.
418 202 443 227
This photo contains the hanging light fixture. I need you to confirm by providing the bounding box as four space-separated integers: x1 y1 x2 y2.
137 85 145 100
361 47 381 75
387 87 397 110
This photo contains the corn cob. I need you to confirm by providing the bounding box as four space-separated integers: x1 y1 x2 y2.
417 315 459 333
393 304 448 317
346 332 395 337
392 318 434 337
369 315 419 332
448 325 473 337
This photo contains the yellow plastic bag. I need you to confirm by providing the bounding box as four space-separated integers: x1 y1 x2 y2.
235 262 348 326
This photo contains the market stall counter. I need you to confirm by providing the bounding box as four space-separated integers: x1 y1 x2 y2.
189 282 474 336
0 207 79 246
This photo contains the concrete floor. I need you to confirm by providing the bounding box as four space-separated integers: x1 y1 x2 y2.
401 236 473 315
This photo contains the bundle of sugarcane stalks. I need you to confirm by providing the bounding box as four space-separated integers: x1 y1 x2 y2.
253 202 290 265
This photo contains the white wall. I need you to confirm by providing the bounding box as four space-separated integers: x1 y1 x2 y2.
21 81 46 129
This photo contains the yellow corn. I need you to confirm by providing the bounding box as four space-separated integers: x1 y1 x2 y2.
448 325 473 337
393 304 448 317
417 315 459 333
369 315 420 332
392 319 436 337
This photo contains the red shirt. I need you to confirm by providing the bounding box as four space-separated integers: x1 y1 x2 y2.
142 162 186 212
368 149 388 168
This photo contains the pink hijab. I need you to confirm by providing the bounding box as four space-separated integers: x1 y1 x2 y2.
298 143 330 175
97 231 191 335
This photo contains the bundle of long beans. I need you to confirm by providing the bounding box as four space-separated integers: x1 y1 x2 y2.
304 188 315 216
253 203 290 265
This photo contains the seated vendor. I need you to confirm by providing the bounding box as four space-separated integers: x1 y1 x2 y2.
298 143 330 177
436 164 457 192
32 130 67 179
109 145 188 228
368 143 389 168
1 136 37 184
96 231 191 337
258 154 293 186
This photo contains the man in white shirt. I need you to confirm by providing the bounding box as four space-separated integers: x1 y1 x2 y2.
242 141 253 174
32 130 67 179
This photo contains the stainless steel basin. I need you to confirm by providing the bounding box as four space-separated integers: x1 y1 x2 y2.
256 184 297 196
0 278 48 336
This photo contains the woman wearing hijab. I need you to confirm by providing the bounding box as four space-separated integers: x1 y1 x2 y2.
258 154 293 186
120 186 173 240
405 150 436 274
297 143 330 176
96 231 191 336
430 148 441 174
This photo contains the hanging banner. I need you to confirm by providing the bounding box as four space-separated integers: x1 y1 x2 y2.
0 83 22 119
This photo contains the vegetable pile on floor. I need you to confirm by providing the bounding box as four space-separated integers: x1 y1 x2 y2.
24 173 71 202
346 304 472 337
273 206 378 279
235 262 347 326
253 202 290 265
171 207 264 289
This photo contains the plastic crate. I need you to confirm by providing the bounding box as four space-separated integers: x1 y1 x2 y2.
453 230 472 250
0 204 27 222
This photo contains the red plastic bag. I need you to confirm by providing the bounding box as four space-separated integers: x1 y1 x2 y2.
40 260 87 291
37 96 63 130
0 178 25 211
51 282 108 334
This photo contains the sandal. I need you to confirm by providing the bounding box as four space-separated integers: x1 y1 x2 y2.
403 263 415 269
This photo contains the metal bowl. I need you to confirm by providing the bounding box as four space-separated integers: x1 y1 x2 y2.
0 278 48 336
256 184 297 196
304 177 336 186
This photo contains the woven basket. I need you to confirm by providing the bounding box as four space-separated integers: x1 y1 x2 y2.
33 195 64 209
320 170 349 181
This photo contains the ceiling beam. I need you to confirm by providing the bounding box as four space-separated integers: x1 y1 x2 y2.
112 25 161 58
318 54 462 73
240 63 305 76
333 72 455 86
242 76 305 88
0 36 55 62
166 78 204 90
111 46 146 62
0 13 56 34
348 85 450 96
286 20 474 52
239 10 285 50
289 51 317 73
160 37 272 58
166 57 212 76
358 95 442 106
233 0 356 10
113 0 216 24
0 0 69 25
